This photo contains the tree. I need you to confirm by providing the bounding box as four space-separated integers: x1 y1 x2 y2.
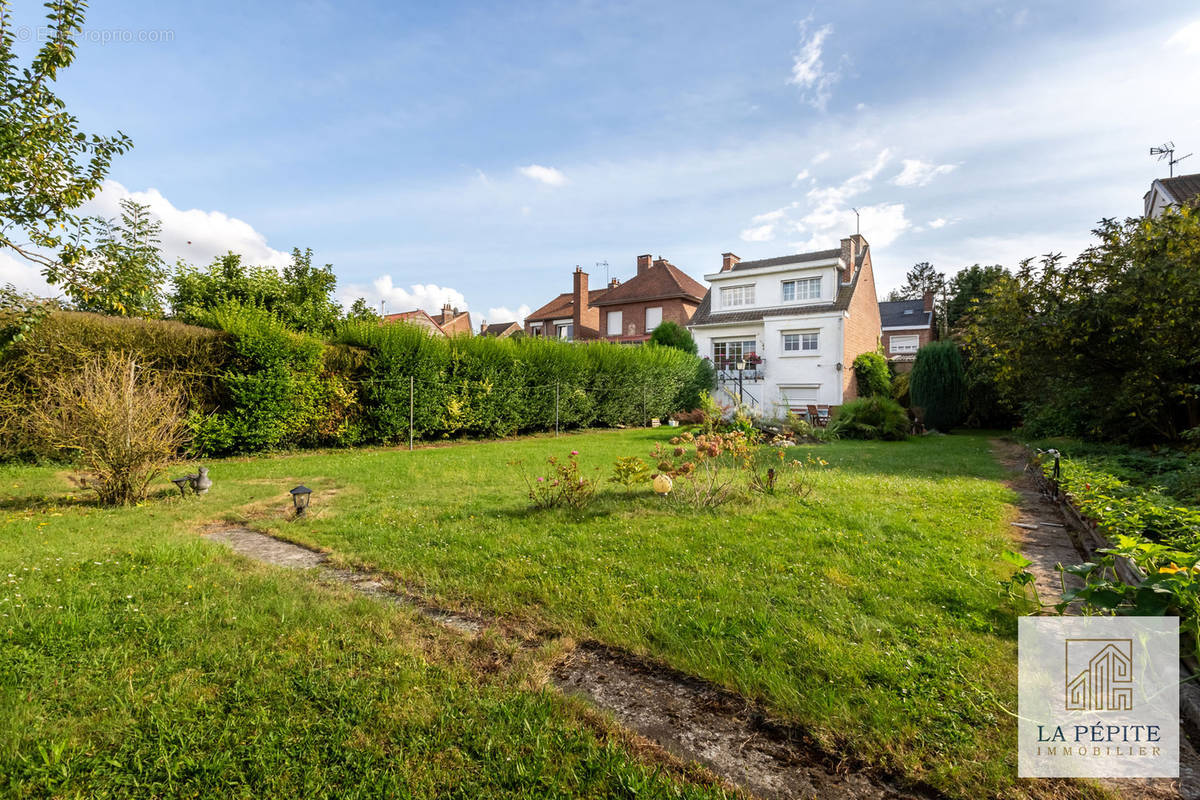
944 264 1007 333
0 283 55 357
648 320 697 355
959 206 1200 441
57 199 166 316
1 1 132 279
852 351 890 398
345 297 380 322
909 341 965 432
897 261 946 300
171 248 343 335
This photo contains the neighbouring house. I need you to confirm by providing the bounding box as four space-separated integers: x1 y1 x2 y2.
383 303 474 337
523 267 609 340
382 309 447 336
688 235 882 414
591 254 707 344
524 255 706 342
878 292 936 371
479 320 521 338
1144 172 1200 218
431 303 473 336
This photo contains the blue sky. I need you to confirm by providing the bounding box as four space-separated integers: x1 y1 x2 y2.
3 0 1199 323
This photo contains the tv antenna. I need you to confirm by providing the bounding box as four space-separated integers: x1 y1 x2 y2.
596 260 609 285
1151 142 1192 177
850 207 861 236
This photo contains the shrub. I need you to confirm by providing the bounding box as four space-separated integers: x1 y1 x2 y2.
515 451 600 510
609 456 651 492
650 431 754 508
852 351 890 398
891 371 910 406
828 396 909 441
909 341 966 432
648 321 697 355
27 353 188 505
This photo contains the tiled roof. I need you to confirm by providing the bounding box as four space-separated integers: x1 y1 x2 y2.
481 321 518 337
525 288 611 322
591 262 706 305
879 299 932 329
689 247 865 326
1161 173 1200 206
729 248 840 272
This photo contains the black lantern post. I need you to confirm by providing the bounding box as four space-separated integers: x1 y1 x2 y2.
290 485 313 516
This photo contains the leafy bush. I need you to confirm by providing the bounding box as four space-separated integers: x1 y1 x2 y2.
852 351 890 398
827 396 909 441
650 431 755 508
515 450 600 510
27 353 188 505
609 456 651 492
891 371 910 406
648 321 697 354
909 341 965 432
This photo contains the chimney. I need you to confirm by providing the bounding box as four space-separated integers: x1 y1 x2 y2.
442 302 454 320
653 256 670 270
922 291 935 313
721 252 740 272
572 266 588 334
636 254 652 275
609 277 620 288
839 235 867 283
480 319 487 334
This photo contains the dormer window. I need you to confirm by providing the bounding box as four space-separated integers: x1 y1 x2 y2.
720 285 755 308
781 277 821 302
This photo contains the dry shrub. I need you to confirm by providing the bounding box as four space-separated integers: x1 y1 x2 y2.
29 352 189 505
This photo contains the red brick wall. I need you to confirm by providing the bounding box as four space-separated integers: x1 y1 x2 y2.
840 245 882 402
600 299 698 341
883 328 932 354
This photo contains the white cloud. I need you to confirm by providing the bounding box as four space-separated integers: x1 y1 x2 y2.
518 164 568 186
739 223 776 242
339 276 468 315
86 180 292 269
1166 19 1200 53
891 159 957 187
927 217 948 229
751 208 787 224
0 181 291 297
812 151 831 164
484 304 531 325
792 169 810 184
788 20 839 110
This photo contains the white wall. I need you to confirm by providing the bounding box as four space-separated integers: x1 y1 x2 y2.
708 264 839 314
692 311 844 415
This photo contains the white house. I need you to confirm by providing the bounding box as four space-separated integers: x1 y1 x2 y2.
1144 172 1200 218
688 235 882 416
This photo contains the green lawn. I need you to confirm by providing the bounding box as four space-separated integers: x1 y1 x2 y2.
1 429 1074 798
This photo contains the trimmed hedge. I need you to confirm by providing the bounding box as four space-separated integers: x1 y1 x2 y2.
2 308 710 458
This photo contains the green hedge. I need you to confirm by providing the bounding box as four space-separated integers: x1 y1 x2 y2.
2 308 709 458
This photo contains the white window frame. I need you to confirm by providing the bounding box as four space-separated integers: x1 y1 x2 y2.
645 306 662 332
889 334 920 354
781 330 819 354
720 284 755 308
530 324 543 337
606 310 622 336
712 338 757 369
556 322 574 340
781 276 821 303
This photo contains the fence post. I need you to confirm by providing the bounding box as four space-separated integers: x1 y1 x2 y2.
642 384 646 427
555 381 560 437
409 374 414 452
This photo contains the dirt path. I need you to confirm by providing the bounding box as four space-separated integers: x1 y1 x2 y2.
991 440 1200 800
202 523 937 800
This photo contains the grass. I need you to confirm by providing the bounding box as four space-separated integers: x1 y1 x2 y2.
0 467 728 799
0 429 1092 798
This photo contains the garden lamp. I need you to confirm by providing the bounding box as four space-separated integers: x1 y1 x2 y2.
171 477 191 498
735 359 746 371
290 485 313 516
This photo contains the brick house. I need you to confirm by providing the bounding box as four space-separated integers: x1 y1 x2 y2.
524 255 706 342
478 320 521 338
383 303 473 337
688 235 882 413
878 292 936 371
